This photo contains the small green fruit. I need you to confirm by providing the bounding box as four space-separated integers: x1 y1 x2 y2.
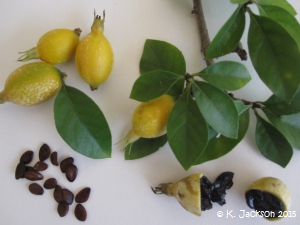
0 62 62 106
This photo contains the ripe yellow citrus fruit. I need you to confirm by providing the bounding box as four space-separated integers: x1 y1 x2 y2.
0 62 62 106
18 28 82 64
75 11 114 90
122 94 175 150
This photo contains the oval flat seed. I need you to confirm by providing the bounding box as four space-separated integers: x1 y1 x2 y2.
54 185 64 203
75 187 91 203
57 203 69 217
29 183 44 195
33 161 48 171
75 204 87 221
24 171 44 181
20 150 34 164
60 157 74 173
39 143 51 161
62 188 74 205
44 178 57 189
66 164 78 182
15 162 25 180
50 151 58 166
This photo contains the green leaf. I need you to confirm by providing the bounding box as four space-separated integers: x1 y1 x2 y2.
130 70 183 102
139 39 186 75
230 0 248 4
205 5 245 59
192 81 239 139
194 101 250 165
125 135 167 160
263 90 300 115
167 90 208 170
248 11 300 103
257 5 300 50
195 61 251 91
54 82 111 159
255 112 293 168
253 0 297 16
264 109 300 150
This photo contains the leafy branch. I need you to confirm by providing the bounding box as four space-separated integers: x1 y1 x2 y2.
125 0 300 170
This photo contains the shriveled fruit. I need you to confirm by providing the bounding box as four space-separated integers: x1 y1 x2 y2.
18 28 81 64
245 177 291 221
75 10 114 90
122 94 175 151
0 62 62 106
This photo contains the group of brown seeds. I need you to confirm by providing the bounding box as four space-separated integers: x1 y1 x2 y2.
15 143 91 221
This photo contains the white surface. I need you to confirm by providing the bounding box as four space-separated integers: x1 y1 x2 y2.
0 0 300 224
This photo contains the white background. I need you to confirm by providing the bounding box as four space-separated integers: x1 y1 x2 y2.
0 0 300 224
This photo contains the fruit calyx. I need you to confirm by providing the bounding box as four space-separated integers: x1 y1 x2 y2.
91 10 105 32
18 47 39 62
74 28 82 36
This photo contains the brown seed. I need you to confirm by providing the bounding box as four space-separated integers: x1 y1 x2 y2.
29 183 44 195
50 151 58 166
75 187 91 203
54 185 64 203
62 188 74 205
21 166 34 178
20 150 34 164
60 157 74 173
33 161 48 171
15 162 25 180
39 143 51 161
66 164 78 182
57 202 69 217
24 171 43 181
75 204 87 221
44 178 57 189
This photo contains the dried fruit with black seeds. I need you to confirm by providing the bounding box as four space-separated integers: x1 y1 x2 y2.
29 183 44 195
24 171 43 181
57 202 69 217
50 151 58 166
60 157 74 173
20 150 34 164
44 178 57 189
39 143 51 161
75 187 91 203
33 161 48 171
75 204 87 221
66 164 78 182
15 162 26 180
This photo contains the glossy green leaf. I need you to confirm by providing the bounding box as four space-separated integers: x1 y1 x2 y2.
205 5 245 59
263 90 300 115
255 112 293 168
253 0 297 16
264 109 300 150
257 5 300 50
193 81 239 139
130 70 183 102
167 90 208 170
125 135 167 160
54 82 111 159
248 12 300 103
139 39 186 75
230 0 248 4
194 101 250 165
195 61 251 91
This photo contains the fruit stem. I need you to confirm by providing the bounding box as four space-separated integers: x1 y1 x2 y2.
18 47 39 62
74 28 82 36
151 183 176 196
91 10 105 32
0 91 4 104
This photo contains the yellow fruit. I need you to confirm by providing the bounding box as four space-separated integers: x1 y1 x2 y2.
75 11 114 90
18 28 81 64
0 62 62 106
122 94 175 151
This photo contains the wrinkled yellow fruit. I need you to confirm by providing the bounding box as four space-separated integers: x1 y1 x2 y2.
122 94 175 150
18 28 81 64
75 11 114 90
0 62 62 106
